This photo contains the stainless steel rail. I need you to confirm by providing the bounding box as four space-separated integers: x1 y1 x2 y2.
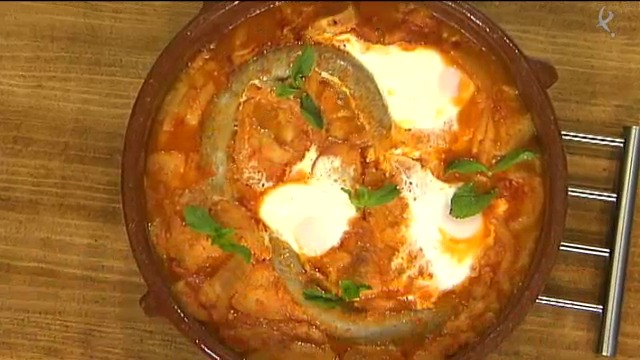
561 130 625 148
559 241 610 257
536 126 640 357
536 295 603 314
568 187 617 203
600 126 640 357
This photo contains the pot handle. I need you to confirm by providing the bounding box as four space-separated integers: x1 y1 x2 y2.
200 1 235 14
527 57 558 90
139 290 166 318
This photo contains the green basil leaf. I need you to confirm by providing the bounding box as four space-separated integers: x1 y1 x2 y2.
216 238 252 264
339 280 372 301
492 149 538 173
445 158 490 175
300 92 324 129
341 188 353 199
368 184 400 207
183 205 230 240
293 74 304 89
345 184 400 209
291 45 315 87
183 205 251 263
355 187 370 207
449 183 497 219
214 227 235 241
183 205 219 236
275 83 299 98
303 288 343 309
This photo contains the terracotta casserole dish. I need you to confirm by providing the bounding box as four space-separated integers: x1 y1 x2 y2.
121 1 568 359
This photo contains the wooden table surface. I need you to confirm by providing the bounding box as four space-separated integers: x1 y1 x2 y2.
1 2 639 359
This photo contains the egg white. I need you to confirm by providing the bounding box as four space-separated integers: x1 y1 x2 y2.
258 154 357 257
395 160 485 290
333 33 474 132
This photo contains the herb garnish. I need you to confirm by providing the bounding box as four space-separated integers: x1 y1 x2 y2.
275 83 298 98
491 149 538 173
342 184 400 210
183 205 252 263
449 183 498 219
290 45 315 87
300 93 324 129
275 45 324 130
302 288 343 309
303 280 372 308
446 149 538 219
339 280 373 301
445 149 539 176
445 159 490 175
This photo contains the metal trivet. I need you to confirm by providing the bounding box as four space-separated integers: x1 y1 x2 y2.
535 126 640 357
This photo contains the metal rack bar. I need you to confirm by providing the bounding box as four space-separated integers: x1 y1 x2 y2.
568 187 617 203
561 130 625 148
600 126 640 357
536 126 640 357
560 241 610 257
536 296 603 313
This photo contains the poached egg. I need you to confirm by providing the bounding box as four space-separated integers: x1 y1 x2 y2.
332 34 475 132
258 150 357 257
392 158 493 291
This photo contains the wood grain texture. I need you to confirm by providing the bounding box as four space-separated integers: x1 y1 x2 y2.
0 1 638 359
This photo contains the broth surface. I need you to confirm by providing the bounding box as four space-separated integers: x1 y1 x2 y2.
144 2 545 359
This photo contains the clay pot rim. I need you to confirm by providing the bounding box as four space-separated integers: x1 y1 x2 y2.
120 2 568 360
